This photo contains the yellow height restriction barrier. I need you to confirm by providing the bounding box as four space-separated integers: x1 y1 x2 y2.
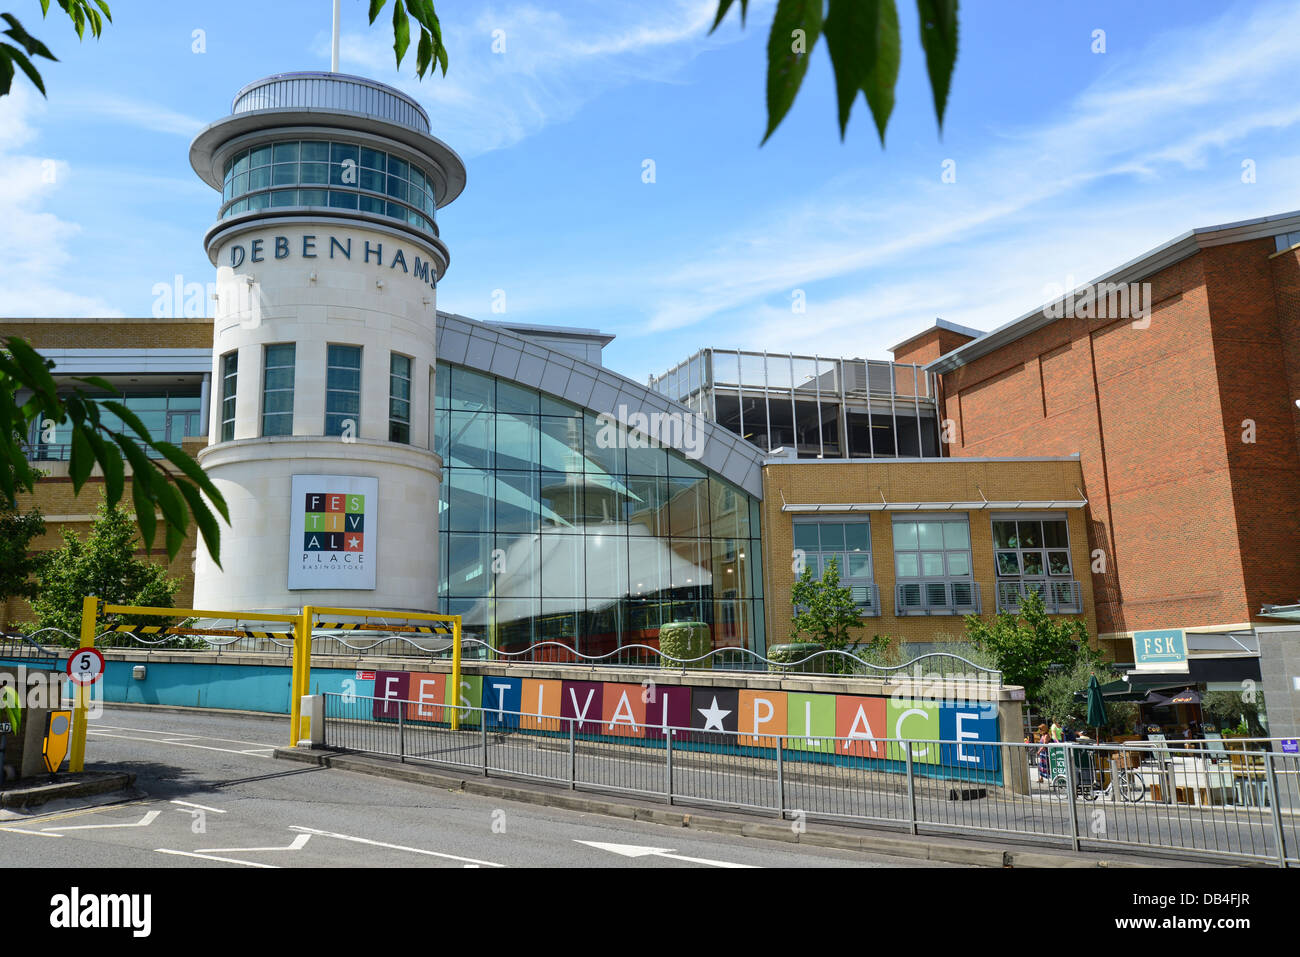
303 607 463 739
69 598 303 772
68 597 462 766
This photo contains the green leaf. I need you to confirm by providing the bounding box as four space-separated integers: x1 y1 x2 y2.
761 0 824 145
415 30 431 77
68 426 93 490
176 480 222 569
129 477 155 553
392 0 410 67
368 0 388 24
916 0 958 129
710 0 750 33
0 50 15 96
99 399 154 444
863 1 900 143
80 427 123 507
2 14 58 59
152 440 229 522
151 472 186 534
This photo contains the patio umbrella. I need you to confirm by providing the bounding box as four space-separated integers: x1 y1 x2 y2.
1144 690 1174 706
1168 688 1201 705
1086 674 1108 742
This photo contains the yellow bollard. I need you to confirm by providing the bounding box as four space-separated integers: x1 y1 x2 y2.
450 617 462 731
68 595 98 772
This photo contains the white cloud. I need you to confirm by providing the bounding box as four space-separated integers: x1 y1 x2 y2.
609 0 1300 368
56 92 205 137
0 86 124 317
322 0 753 156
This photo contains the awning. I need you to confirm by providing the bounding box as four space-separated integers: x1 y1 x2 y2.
1260 602 1300 621
782 500 1088 513
1111 656 1262 698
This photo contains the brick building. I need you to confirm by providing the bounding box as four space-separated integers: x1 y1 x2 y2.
917 211 1300 731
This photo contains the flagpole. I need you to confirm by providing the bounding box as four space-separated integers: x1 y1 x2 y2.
331 0 341 72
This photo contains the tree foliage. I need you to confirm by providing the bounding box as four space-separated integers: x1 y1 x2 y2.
962 589 1101 703
1 338 229 565
30 499 181 643
790 556 865 671
1 1 109 96
713 0 958 144
0 498 44 604
1035 658 1135 731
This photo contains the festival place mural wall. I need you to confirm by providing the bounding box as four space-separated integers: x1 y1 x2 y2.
365 670 1004 782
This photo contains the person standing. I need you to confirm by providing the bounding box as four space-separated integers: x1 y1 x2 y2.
1050 719 1064 743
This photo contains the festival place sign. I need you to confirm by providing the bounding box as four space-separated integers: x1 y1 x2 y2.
288 475 378 590
367 670 1003 776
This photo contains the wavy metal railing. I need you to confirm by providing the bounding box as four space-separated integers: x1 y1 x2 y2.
82 627 1001 683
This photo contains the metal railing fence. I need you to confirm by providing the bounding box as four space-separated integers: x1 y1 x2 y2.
321 693 1297 866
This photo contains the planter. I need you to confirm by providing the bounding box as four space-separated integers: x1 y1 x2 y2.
766 642 825 674
659 621 712 670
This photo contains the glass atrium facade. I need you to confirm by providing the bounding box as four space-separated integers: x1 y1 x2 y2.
434 361 765 657
28 388 203 461
220 139 439 238
649 348 941 459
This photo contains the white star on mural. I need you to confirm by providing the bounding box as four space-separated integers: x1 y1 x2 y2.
697 697 731 731
347 536 361 549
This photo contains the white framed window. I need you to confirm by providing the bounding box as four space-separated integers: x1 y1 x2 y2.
261 343 295 436
325 344 361 436
892 515 978 614
219 350 238 441
792 517 878 614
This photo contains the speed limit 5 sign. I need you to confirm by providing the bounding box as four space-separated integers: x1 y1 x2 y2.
66 648 106 686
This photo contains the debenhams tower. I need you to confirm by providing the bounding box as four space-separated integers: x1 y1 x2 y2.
189 73 465 613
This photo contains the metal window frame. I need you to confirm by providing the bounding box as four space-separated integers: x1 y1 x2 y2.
325 342 363 436
260 342 296 437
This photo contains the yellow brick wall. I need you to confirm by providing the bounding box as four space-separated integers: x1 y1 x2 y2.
0 318 213 350
760 458 1100 652
2 441 206 629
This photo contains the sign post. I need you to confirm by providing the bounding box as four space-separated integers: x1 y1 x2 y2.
68 596 99 773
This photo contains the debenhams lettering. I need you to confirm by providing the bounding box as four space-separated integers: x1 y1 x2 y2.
227 234 438 290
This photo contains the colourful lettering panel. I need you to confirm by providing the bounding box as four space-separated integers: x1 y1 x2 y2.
835 695 888 759
483 677 522 729
738 690 787 747
406 672 447 722
786 693 836 753
449 674 482 726
601 683 648 737
519 679 563 731
373 671 409 720
887 699 940 766
939 704 1001 771
644 684 693 740
561 680 604 733
690 687 738 736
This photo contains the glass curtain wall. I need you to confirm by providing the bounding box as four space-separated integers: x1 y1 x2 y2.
435 361 765 659
651 349 940 459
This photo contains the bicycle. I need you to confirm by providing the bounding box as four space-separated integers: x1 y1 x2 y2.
1049 754 1146 802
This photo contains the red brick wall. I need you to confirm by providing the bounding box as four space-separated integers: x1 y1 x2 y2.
892 327 977 365
937 248 1281 640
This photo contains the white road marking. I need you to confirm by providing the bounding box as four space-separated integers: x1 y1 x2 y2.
154 848 278 868
87 731 274 758
575 840 757 868
44 810 161 833
170 800 227 814
91 724 280 749
288 826 505 867
0 827 64 837
195 834 311 854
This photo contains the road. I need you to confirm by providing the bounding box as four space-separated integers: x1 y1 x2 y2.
0 706 959 868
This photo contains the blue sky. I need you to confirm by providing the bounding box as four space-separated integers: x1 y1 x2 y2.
2 0 1299 382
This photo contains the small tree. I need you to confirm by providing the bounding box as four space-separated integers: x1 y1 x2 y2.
962 589 1101 703
790 556 865 673
0 499 45 606
1036 658 1136 732
31 499 181 643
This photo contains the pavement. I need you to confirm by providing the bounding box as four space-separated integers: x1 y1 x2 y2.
0 704 980 868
